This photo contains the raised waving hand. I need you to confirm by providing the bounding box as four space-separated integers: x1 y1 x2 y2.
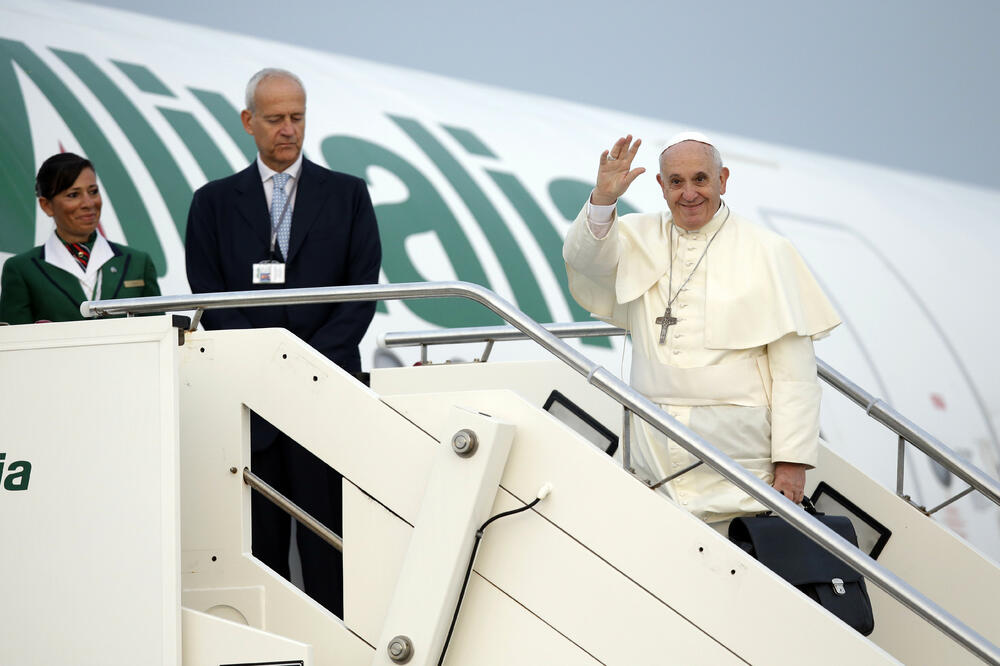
591 134 645 206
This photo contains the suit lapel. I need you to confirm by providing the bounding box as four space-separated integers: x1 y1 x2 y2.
33 248 86 310
43 231 84 278
286 159 329 264
100 243 129 299
234 163 271 249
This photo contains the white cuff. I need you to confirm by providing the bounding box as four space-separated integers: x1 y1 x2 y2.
587 196 617 239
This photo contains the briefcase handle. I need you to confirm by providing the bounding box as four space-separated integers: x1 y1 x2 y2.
757 494 819 518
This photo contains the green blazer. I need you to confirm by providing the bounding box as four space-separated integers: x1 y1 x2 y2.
0 240 160 325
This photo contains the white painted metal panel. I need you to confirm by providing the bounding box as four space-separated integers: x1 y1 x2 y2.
372 359 623 438
182 329 438 529
382 389 898 664
476 490 745 665
378 358 1000 664
6 319 990 664
444 574 604 665
813 446 1000 665
0 317 181 666
342 481 413 646
181 607 312 665
374 407 514 665
178 327 440 663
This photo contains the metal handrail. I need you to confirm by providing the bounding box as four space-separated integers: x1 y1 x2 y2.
378 321 626 347
240 467 343 552
815 359 1000 509
83 283 1000 664
380 320 1000 511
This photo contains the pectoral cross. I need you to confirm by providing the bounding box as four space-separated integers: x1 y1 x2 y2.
655 306 678 344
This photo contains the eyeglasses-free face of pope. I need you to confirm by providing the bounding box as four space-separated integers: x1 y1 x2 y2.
656 140 730 231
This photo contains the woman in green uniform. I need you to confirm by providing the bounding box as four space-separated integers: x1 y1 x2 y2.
0 153 160 324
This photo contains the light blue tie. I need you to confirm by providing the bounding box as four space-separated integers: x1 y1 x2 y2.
271 172 291 259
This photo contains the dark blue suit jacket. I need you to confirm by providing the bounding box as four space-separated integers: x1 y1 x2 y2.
185 158 381 448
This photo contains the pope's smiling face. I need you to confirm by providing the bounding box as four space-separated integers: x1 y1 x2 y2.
656 141 729 230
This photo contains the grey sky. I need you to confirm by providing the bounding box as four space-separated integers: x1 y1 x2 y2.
85 0 1000 190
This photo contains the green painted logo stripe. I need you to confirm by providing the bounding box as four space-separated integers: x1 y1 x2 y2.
442 125 498 158
189 88 256 162
487 169 611 348
0 40 165 272
548 178 639 220
390 115 552 323
159 107 235 182
54 49 192 239
0 46 36 253
112 60 174 97
322 134 499 327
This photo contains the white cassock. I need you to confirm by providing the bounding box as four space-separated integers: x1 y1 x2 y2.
563 201 841 524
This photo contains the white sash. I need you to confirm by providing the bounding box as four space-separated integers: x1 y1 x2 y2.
630 354 771 407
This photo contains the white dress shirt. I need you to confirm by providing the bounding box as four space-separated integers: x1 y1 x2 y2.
257 153 303 216
43 230 114 301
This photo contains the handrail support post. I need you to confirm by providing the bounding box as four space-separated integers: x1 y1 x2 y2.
189 308 204 332
648 460 704 491
622 408 634 474
927 486 976 516
897 434 906 497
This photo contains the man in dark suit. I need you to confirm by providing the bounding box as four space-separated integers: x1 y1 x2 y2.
184 68 381 618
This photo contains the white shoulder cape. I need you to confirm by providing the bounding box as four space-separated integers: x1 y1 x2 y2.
565 206 841 350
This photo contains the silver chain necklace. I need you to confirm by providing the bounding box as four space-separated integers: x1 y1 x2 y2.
654 203 731 344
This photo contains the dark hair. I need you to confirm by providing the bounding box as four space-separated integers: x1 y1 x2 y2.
35 153 95 200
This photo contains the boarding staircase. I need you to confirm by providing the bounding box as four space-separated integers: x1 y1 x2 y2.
0 281 998 665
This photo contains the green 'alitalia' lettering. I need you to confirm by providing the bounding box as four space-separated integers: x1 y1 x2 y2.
389 116 552 324
547 178 640 220
487 169 610 348
112 60 174 97
189 88 257 162
0 39 165 272
0 44 35 254
322 135 501 327
3 461 31 491
56 51 192 239
439 124 615 347
113 61 237 192
442 125 497 158
159 108 235 181
0 453 31 491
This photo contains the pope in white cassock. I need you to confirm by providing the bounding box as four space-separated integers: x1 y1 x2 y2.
563 132 841 528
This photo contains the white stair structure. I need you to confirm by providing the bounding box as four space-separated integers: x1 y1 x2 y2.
1 282 998 665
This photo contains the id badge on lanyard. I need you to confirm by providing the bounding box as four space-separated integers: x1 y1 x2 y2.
252 174 296 285
252 260 285 284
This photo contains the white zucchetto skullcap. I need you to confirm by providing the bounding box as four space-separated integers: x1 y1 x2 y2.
665 131 715 149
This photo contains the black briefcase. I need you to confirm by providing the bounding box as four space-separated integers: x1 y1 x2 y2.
728 499 875 635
